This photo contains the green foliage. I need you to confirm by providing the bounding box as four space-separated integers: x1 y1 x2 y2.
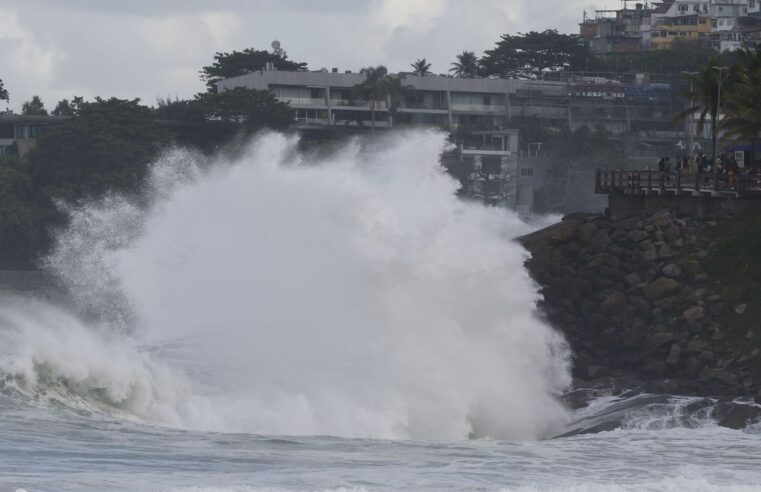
411 58 432 75
0 79 7 102
590 44 718 75
674 56 734 161
449 51 479 78
51 97 83 117
720 47 761 164
704 213 761 353
0 163 56 268
353 66 412 129
21 95 48 115
200 48 307 92
481 30 593 79
27 97 171 202
194 88 294 130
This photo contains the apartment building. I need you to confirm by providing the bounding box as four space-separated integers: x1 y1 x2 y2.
218 68 683 212
0 115 60 157
583 0 761 53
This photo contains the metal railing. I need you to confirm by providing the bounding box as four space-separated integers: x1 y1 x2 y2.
596 170 761 197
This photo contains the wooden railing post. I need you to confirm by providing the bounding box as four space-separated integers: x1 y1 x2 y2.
648 171 652 192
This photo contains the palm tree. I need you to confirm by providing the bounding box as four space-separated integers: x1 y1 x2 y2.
449 51 479 78
353 65 389 131
383 74 415 127
722 67 761 167
673 58 729 163
411 58 432 76
353 66 414 131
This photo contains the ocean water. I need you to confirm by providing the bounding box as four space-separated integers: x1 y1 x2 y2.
0 131 759 491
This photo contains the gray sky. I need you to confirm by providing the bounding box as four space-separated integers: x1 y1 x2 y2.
1 0 619 111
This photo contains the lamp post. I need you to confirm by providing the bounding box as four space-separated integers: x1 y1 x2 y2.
681 70 698 167
711 65 729 164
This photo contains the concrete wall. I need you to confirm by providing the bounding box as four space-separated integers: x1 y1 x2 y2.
607 193 761 220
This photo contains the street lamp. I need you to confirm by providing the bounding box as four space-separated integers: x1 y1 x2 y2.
711 65 729 163
681 70 698 167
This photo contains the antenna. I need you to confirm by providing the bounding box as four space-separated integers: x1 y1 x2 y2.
271 40 285 58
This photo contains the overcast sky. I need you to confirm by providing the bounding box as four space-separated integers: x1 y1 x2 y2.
1 0 619 111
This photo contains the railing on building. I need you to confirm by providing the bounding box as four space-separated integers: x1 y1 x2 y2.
595 170 761 197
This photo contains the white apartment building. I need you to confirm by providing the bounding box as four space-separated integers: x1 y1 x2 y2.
218 68 683 212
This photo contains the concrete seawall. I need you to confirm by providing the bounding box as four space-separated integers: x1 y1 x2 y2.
607 194 761 221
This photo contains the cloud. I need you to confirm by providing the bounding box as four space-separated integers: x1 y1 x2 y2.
0 0 621 111
0 9 63 104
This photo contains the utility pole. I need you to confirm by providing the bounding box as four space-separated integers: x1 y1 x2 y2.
711 66 729 164
681 70 698 166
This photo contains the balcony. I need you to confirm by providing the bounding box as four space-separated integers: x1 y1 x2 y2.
279 97 328 107
450 103 506 113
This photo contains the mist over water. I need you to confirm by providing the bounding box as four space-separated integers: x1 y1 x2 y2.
2 130 572 440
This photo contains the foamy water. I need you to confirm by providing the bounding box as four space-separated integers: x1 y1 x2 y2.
0 131 759 491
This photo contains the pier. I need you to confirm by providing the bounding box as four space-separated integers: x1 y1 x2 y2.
595 170 761 219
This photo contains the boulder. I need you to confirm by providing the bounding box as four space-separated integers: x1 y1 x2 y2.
683 306 705 321
600 292 626 315
643 277 681 301
663 225 682 241
644 332 674 350
662 263 682 278
666 344 682 366
714 402 761 430
624 272 642 286
578 223 598 245
627 230 648 243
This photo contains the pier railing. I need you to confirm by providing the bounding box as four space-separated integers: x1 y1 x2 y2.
595 170 761 198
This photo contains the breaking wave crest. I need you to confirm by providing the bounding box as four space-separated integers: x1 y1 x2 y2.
0 130 572 440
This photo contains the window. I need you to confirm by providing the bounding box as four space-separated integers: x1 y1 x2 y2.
483 95 491 106
310 88 321 100
0 124 12 139
481 156 502 175
520 168 534 177
678 3 688 11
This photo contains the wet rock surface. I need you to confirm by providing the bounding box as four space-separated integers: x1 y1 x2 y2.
520 209 761 400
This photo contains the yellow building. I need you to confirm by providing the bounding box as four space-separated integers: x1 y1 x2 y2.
650 14 712 49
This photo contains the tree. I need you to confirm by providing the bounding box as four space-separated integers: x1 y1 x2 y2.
200 48 307 92
480 30 592 79
51 97 84 117
450 51 480 78
27 97 171 201
721 53 761 166
411 58 432 76
194 88 294 130
21 95 48 115
351 66 413 131
0 163 56 268
674 58 733 163
0 79 7 102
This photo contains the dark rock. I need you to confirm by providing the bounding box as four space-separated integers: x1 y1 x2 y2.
713 402 761 430
643 277 681 301
665 344 682 366
627 230 648 243
683 306 705 321
624 272 642 286
662 263 682 278
644 332 674 350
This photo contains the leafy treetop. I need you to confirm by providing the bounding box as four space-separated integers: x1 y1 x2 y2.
21 95 48 115
0 79 7 102
480 30 592 79
200 48 307 92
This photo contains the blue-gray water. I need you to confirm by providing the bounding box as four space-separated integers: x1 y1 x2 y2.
2 393 761 492
2 132 760 491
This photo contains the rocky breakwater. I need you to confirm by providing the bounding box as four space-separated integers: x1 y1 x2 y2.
520 210 761 403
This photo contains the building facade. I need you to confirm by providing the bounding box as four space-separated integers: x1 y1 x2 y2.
0 115 61 157
218 68 684 213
